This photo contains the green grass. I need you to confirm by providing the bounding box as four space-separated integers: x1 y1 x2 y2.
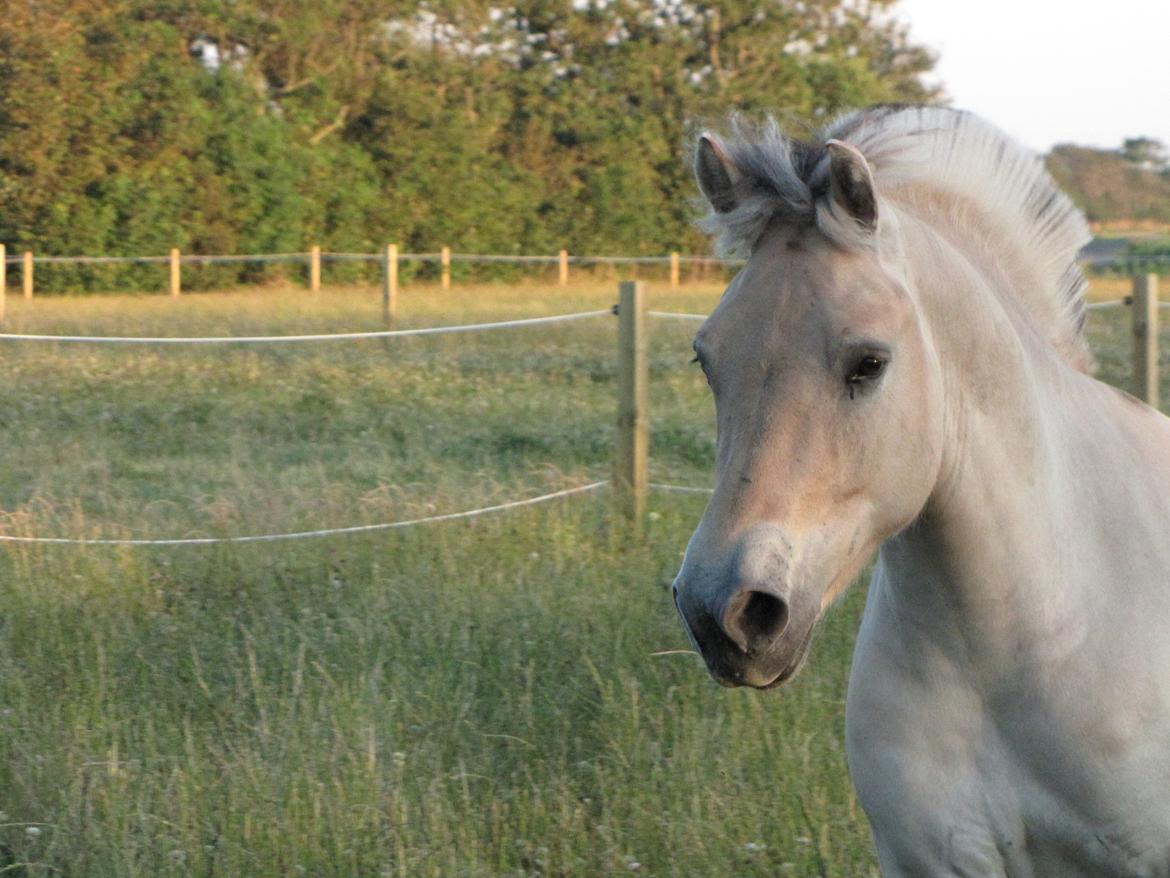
0 279 1153 876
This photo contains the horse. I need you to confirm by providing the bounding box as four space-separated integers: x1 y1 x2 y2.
671 105 1170 876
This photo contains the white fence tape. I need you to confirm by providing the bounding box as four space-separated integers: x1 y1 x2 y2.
0 310 612 345
0 482 609 546
650 483 713 495
649 311 706 322
0 483 714 547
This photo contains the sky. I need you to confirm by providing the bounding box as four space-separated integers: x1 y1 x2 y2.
894 0 1170 154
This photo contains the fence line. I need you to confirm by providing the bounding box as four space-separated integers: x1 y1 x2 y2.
452 254 560 265
0 310 611 345
319 252 385 262
650 483 714 495
179 253 309 265
0 274 1164 548
0 482 610 546
0 273 713 548
318 251 439 266
7 249 1159 270
2 249 742 269
0 482 716 547
1 247 745 298
28 255 172 266
5 244 1154 302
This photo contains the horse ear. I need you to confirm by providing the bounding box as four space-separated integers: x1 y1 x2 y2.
825 139 877 231
696 133 742 214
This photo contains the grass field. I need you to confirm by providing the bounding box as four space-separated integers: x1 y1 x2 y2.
0 275 1158 876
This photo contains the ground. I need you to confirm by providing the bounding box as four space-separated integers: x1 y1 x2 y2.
0 272 1154 876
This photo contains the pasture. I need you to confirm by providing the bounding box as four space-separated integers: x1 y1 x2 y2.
0 275 1151 876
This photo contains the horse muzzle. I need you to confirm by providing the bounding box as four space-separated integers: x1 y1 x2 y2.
673 570 817 690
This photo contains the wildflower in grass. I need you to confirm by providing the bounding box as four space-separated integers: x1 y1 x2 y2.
744 841 766 853
648 512 661 522
25 826 41 839
392 750 407 768
624 856 641 871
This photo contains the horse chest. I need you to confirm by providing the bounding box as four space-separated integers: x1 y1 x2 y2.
846 609 1170 877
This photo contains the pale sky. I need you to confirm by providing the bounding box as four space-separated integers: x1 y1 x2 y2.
895 0 1170 154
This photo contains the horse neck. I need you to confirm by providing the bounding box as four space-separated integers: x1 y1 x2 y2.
875 215 1089 671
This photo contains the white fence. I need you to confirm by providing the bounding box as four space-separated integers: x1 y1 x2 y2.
0 244 744 316
0 286 711 547
0 270 1162 547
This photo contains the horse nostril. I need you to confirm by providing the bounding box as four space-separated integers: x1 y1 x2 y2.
731 590 789 651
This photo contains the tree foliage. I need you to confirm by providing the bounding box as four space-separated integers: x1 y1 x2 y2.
0 0 937 289
1047 139 1170 226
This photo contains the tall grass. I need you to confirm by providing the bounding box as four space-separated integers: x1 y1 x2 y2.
0 278 1151 876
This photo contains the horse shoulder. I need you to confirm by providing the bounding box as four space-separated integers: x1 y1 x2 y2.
846 566 1031 876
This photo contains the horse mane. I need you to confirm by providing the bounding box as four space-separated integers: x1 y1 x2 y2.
699 105 1092 369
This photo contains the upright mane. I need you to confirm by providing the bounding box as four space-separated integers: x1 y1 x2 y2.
699 105 1092 368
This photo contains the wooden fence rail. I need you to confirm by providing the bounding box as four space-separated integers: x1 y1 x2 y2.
1 243 1164 461
2 246 719 299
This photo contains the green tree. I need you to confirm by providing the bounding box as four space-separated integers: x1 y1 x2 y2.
0 0 940 290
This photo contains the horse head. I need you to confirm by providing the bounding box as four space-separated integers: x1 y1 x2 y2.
673 127 947 688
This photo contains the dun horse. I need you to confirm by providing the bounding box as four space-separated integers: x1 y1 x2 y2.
673 105 1170 876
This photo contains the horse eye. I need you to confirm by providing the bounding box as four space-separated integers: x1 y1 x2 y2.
852 356 885 378
846 355 887 394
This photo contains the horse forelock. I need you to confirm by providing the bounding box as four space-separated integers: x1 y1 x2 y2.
698 105 1093 369
695 116 823 256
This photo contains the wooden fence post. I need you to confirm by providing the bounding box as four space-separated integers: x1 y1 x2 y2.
670 252 680 288
169 248 181 297
615 280 649 528
22 251 32 299
1133 273 1160 408
0 244 6 323
310 245 321 293
559 249 569 286
441 246 451 290
383 243 398 324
